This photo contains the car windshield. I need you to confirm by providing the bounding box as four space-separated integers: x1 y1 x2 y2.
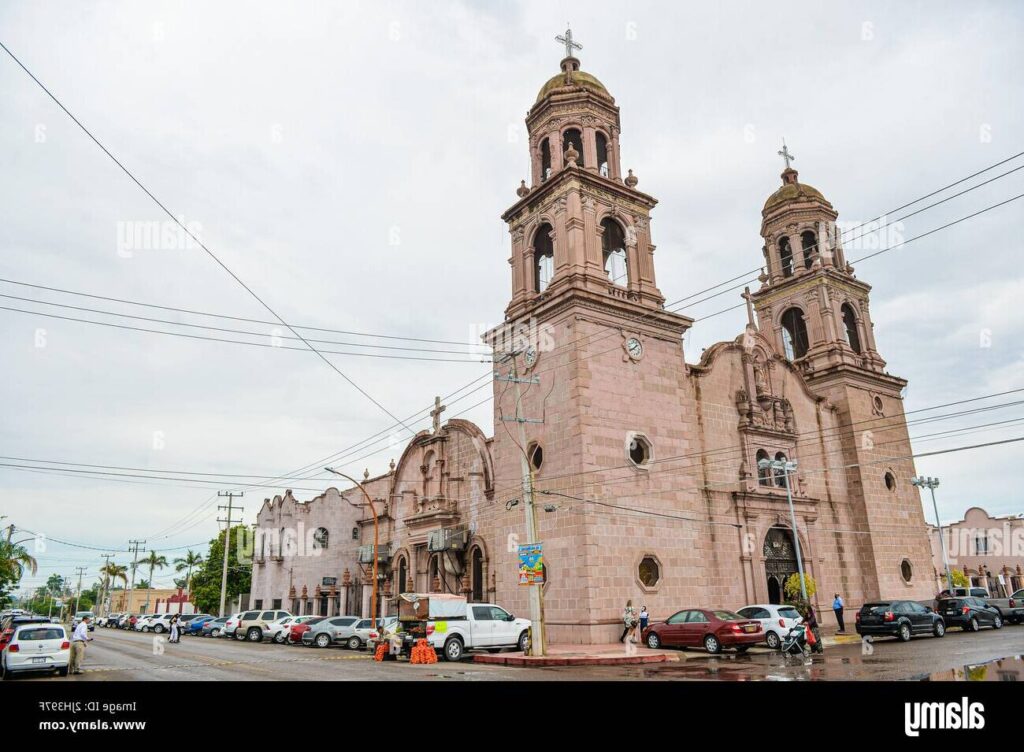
713 610 743 620
306 617 326 625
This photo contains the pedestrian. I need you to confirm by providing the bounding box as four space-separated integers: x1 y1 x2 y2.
68 615 92 675
619 600 637 643
169 614 180 644
803 603 822 654
832 592 845 633
639 605 649 633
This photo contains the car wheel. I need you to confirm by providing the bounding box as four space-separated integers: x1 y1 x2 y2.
646 632 661 649
211 629 220 637
518 630 530 653
58 666 69 676
234 630 246 641
443 637 464 662
993 615 1003 629
154 625 165 634
933 620 945 638
765 631 781 650
142 626 150 633
274 632 286 644
315 633 331 648
347 636 361 650
247 627 262 642
969 617 980 632
703 635 721 654
898 623 912 642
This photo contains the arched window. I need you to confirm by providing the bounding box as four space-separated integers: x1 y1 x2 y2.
540 138 551 182
596 132 609 177
313 527 329 551
562 128 583 165
601 218 628 286
779 237 794 278
841 303 862 354
533 223 554 293
774 451 788 489
780 308 809 360
471 547 484 602
756 449 771 486
397 556 408 595
801 231 817 269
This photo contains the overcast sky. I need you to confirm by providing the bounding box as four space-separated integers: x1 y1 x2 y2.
2 1 1022 593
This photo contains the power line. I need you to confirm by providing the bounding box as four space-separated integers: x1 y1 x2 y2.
0 38 415 433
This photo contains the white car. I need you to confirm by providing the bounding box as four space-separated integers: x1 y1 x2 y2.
135 613 167 632
266 616 297 644
222 613 242 638
736 604 804 650
1 622 71 678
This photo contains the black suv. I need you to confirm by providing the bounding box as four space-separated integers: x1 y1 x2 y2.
855 600 945 641
936 596 1004 631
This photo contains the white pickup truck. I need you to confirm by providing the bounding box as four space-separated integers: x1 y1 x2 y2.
396 594 532 661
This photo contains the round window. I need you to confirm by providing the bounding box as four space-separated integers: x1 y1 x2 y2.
638 555 660 587
628 435 652 467
901 559 913 583
873 396 884 412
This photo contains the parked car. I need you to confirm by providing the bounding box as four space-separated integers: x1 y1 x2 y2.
184 615 216 636
234 609 292 642
1 622 71 679
202 617 229 637
222 613 241 638
267 616 319 644
936 596 1004 631
1 614 53 652
302 616 361 648
735 604 803 650
288 616 325 644
99 613 120 628
933 587 990 610
395 595 532 661
176 614 211 634
134 614 158 632
855 600 946 641
984 589 1024 625
73 611 96 631
642 608 763 654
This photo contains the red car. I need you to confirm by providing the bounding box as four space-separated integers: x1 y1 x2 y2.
642 608 763 654
288 616 325 644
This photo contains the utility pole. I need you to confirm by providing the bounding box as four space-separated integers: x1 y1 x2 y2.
73 566 87 615
912 476 953 593
217 491 243 617
98 553 114 616
497 352 546 656
759 457 807 602
126 539 145 615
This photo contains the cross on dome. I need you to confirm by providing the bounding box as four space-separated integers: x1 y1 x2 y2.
555 25 582 59
778 139 796 170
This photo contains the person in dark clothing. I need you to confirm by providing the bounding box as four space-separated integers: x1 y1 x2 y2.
803 603 823 653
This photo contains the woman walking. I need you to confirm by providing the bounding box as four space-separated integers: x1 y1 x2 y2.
619 600 637 643
169 614 180 644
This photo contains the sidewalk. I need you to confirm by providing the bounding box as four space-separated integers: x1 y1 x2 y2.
472 642 682 667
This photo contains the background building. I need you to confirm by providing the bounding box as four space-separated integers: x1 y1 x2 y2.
928 506 1024 596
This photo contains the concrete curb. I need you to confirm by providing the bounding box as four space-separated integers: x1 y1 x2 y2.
472 651 680 667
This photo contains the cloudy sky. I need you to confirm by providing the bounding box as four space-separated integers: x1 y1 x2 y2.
2 1 1022 593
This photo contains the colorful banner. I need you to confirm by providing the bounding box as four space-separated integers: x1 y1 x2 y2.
517 543 544 585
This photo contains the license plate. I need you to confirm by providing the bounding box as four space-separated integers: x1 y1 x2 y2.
743 625 756 632
31 657 47 663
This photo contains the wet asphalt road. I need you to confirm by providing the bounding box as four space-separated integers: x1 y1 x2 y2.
15 623 1024 681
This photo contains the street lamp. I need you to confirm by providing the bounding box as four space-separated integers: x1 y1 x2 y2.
912 476 953 593
758 456 808 602
325 467 380 626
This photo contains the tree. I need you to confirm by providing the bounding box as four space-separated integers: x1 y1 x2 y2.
100 563 128 613
784 572 818 613
0 539 38 608
174 550 204 595
189 526 250 615
140 550 168 612
950 569 969 589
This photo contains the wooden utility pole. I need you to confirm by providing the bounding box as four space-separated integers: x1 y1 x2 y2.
217 491 243 617
126 540 145 614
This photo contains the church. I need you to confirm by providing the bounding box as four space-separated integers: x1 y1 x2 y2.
249 38 935 644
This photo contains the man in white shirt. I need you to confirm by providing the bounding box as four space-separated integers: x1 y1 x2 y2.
69 615 93 675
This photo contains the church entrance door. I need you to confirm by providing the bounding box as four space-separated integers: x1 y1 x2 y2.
764 526 798 604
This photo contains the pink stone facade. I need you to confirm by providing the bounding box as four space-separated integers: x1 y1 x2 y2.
928 507 1024 596
248 54 937 642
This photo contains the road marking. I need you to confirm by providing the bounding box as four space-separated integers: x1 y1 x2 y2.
80 652 372 674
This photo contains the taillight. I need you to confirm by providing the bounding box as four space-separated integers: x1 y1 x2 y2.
369 632 378 639
778 618 785 627
883 611 895 622
9 644 18 652
962 606 970 615
61 641 70 650
730 624 743 632
855 612 862 623
426 624 435 636
1011 599 1017 608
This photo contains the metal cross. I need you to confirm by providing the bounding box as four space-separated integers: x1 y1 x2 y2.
555 25 582 59
778 139 796 170
430 395 446 433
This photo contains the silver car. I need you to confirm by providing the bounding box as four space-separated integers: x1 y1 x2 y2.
350 617 398 650
301 616 361 648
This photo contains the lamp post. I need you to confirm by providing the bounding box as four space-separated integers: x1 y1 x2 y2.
758 457 807 602
912 476 953 593
325 467 379 626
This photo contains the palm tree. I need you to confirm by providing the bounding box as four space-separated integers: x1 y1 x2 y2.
140 551 167 612
174 550 203 595
0 539 38 581
100 563 128 613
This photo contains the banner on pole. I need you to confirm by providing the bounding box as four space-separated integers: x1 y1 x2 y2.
517 543 544 585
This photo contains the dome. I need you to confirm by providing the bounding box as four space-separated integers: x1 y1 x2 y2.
536 59 611 103
762 169 831 213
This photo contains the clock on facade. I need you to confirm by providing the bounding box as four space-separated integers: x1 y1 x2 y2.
625 337 643 361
